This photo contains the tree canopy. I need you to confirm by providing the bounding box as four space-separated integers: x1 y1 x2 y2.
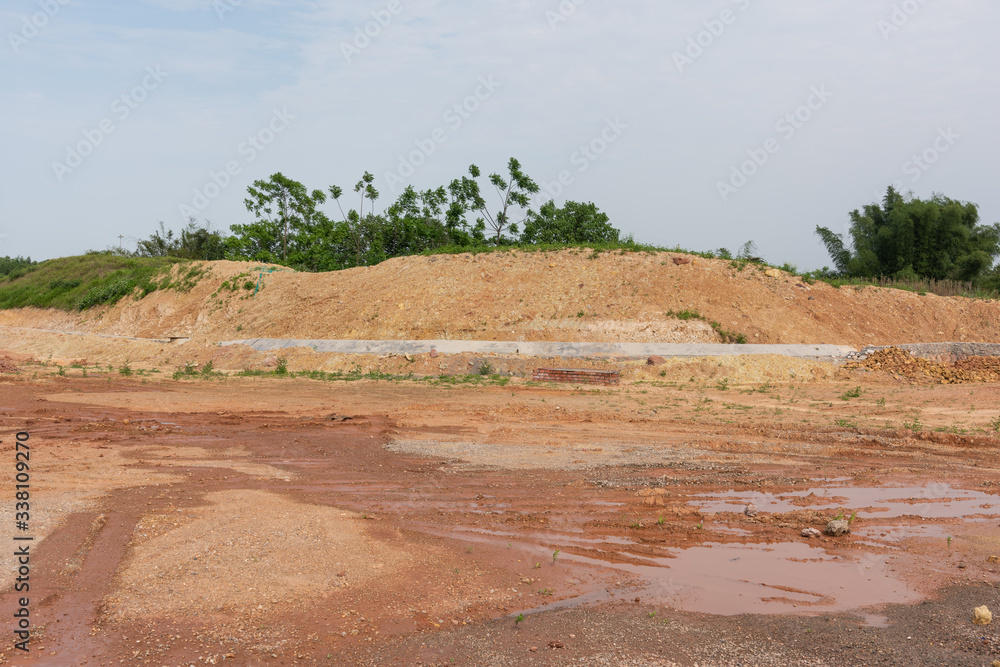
132 159 623 272
816 187 1000 282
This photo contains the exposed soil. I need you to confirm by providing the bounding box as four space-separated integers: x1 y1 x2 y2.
1 250 999 349
0 362 998 665
0 253 999 665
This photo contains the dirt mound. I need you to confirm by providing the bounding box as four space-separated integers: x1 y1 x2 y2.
0 355 20 372
849 347 1000 383
0 251 999 348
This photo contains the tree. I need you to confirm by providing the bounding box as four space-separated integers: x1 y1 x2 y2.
448 158 539 244
520 200 620 245
232 173 331 268
135 219 226 260
816 186 1000 281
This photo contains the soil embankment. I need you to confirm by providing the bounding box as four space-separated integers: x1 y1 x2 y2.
0 250 998 349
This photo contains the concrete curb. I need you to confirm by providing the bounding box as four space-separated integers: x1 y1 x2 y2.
220 338 857 361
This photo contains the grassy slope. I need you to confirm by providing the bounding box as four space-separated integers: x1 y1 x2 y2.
0 255 196 310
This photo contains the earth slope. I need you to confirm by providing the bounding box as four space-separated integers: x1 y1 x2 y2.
1 249 998 348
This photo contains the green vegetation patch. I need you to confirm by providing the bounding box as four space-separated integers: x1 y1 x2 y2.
0 254 192 310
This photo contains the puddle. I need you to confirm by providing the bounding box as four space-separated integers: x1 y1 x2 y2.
859 613 890 628
692 484 1000 520
566 542 918 615
852 524 951 543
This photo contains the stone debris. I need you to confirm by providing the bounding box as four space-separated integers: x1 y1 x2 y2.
639 488 669 506
743 503 759 517
847 346 1000 383
825 519 850 536
646 355 666 366
801 527 822 538
973 605 992 625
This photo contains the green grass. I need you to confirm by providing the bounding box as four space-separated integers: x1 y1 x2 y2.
0 254 194 310
665 309 747 344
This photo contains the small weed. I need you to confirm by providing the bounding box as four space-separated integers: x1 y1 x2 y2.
657 515 665 526
715 378 729 391
576 310 585 318
514 613 525 626
56 365 65 376
537 588 553 596
947 536 953 547
465 546 473 554
989 416 1000 432
840 386 862 400
647 611 657 619
877 397 886 408
172 362 199 380
903 417 923 431
275 357 288 375
552 550 560 564
119 361 133 377
695 520 704 530
532 562 541 569
477 360 494 376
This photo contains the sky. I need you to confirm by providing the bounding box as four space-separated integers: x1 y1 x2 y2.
2 0 998 269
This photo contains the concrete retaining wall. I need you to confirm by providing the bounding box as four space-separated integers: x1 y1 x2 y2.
220 338 857 361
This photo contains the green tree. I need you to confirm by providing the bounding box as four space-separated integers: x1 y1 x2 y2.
232 173 331 268
0 256 35 278
520 200 620 245
816 186 1000 281
135 219 226 260
448 158 539 244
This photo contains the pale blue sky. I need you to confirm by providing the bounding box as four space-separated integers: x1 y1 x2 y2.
3 0 998 269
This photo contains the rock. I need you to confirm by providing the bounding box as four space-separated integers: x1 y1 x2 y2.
764 268 783 279
825 519 850 536
672 257 691 265
548 641 564 649
744 503 758 517
262 355 278 368
647 355 666 366
336 570 347 577
987 555 998 564
404 354 414 362
801 527 822 538
429 348 439 358
991 661 1000 667
973 605 992 625
529 646 538 652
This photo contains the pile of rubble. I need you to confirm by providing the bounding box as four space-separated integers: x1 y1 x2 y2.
848 346 1000 383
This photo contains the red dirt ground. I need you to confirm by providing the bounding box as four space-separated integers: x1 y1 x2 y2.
0 361 998 666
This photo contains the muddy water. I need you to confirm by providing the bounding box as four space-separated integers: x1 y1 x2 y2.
691 484 1000 519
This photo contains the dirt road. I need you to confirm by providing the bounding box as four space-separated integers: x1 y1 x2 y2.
0 359 998 665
